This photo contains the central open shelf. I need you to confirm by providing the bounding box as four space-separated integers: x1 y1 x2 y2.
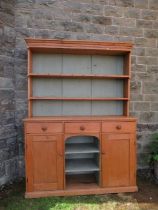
65 159 99 173
65 136 100 188
65 143 99 154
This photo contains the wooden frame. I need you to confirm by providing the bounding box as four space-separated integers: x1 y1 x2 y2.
26 39 132 117
24 39 137 198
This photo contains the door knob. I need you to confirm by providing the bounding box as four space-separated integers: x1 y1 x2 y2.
116 125 122 130
41 126 47 131
80 125 85 131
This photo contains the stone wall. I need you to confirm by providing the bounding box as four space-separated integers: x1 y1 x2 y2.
0 0 18 185
1 0 158 185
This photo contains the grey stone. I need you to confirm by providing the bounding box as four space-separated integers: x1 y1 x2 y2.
124 8 140 19
119 27 143 37
145 48 158 56
134 102 150 111
0 77 14 89
149 0 158 10
151 103 158 111
109 0 134 7
61 21 84 32
0 163 5 177
72 14 91 23
132 47 145 56
136 20 153 29
86 24 104 34
135 0 149 9
141 10 157 20
92 16 112 25
139 112 158 123
112 17 136 27
137 56 158 65
144 82 158 94
104 6 123 17
144 29 158 38
134 37 156 47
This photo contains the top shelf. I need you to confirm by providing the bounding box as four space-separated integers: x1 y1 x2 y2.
28 73 130 79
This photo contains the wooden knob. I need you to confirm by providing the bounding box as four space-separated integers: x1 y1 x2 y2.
41 126 47 131
80 125 85 131
116 125 122 130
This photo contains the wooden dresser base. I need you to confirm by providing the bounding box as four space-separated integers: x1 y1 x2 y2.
25 186 138 198
24 116 137 198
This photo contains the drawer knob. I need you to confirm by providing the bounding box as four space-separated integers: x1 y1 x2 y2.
80 125 85 131
116 125 122 130
41 126 47 131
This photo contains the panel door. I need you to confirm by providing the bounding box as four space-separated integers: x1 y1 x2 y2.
102 133 132 188
26 135 64 192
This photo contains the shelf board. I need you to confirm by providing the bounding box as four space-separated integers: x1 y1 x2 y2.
29 97 129 101
65 159 99 173
28 73 129 79
65 143 99 154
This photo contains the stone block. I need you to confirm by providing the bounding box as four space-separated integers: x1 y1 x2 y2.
72 14 91 23
131 93 143 101
149 0 158 10
109 0 134 7
0 90 15 111
92 16 112 25
151 103 158 111
104 26 119 35
132 47 145 56
112 17 136 27
0 139 6 150
0 77 14 89
134 37 156 47
15 75 27 91
153 21 158 29
130 80 142 93
86 24 104 34
0 149 10 162
144 29 158 38
134 102 150 111
139 112 158 123
144 94 158 102
119 27 143 37
104 6 123 17
141 9 157 20
145 48 158 56
124 8 140 19
61 21 84 32
136 19 153 29
143 82 158 94
137 56 158 65
5 158 18 178
132 64 146 73
82 3 103 15
135 0 149 9
147 65 158 73
0 163 5 177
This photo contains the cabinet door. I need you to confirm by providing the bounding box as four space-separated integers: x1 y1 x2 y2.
102 133 133 188
26 135 63 192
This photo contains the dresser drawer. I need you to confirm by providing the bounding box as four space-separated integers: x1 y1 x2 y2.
25 123 63 134
65 122 100 133
102 121 136 133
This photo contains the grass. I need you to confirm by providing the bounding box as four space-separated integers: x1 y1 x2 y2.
0 194 140 210
0 182 140 210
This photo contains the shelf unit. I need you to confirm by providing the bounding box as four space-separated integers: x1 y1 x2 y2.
24 39 137 198
65 136 100 187
26 39 131 117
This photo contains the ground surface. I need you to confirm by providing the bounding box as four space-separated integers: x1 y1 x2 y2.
0 178 158 210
